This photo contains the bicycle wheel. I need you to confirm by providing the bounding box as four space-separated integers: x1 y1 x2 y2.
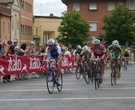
46 71 54 94
57 72 63 92
83 66 90 84
111 72 114 86
94 72 98 89
75 66 82 79
90 72 94 83
123 61 127 71
113 68 117 85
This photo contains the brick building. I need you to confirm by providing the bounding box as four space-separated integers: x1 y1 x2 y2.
0 0 13 45
21 0 33 45
62 0 135 40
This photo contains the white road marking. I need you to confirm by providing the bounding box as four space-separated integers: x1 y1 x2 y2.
0 97 135 101
26 82 135 86
0 87 135 92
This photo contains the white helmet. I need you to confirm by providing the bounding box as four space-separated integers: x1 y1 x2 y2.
92 39 100 45
76 45 82 50
83 45 89 52
47 38 55 46
13 39 18 43
112 40 119 47
30 41 35 45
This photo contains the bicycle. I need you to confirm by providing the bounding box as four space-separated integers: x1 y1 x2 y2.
82 60 92 84
75 59 83 80
44 59 63 94
111 58 119 86
93 57 101 89
123 57 128 71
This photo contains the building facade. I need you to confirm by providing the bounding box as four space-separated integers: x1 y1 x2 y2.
0 1 13 45
11 0 22 46
21 0 33 45
62 0 135 39
33 14 62 47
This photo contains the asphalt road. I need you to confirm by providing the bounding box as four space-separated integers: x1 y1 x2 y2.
0 62 135 110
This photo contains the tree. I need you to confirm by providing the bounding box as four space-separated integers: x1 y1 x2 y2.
102 3 135 45
56 11 90 49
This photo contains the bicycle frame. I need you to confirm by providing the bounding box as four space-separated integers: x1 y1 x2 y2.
111 58 119 86
93 58 100 89
45 59 63 94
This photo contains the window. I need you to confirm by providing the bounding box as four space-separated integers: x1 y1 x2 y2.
126 0 135 10
89 1 97 10
73 2 80 11
44 33 49 44
108 1 115 11
89 22 97 32
3 22 5 34
8 23 10 34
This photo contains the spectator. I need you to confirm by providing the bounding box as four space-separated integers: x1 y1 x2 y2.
3 45 15 83
15 43 28 80
0 38 5 57
13 39 19 56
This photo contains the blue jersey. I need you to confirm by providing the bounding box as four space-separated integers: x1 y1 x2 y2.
45 44 61 59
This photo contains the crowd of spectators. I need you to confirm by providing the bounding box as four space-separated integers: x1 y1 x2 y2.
0 38 75 83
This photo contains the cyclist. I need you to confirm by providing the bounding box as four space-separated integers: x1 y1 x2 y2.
81 45 91 65
108 40 123 79
44 38 63 85
90 39 107 83
123 48 130 68
73 45 82 68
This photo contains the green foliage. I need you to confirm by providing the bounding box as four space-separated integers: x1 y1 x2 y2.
102 3 135 45
56 11 90 49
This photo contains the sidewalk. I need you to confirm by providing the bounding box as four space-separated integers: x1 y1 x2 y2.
0 72 41 83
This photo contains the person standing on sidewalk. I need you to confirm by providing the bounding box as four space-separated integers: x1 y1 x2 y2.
3 45 15 83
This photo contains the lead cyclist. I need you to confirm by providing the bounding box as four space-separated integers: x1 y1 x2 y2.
43 38 63 85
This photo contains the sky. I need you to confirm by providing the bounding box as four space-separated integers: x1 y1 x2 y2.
33 0 67 17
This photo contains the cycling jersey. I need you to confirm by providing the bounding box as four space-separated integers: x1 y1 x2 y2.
45 44 61 59
108 45 122 59
90 44 106 58
123 49 130 57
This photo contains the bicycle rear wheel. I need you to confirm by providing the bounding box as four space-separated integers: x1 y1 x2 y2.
46 71 54 94
75 66 82 79
57 72 63 92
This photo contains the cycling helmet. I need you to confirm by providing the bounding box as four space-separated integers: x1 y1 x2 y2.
76 45 82 50
30 41 35 45
47 38 55 46
83 45 89 52
13 39 18 43
92 39 100 45
112 40 119 47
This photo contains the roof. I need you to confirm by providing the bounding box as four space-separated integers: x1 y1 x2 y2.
34 15 62 19
62 0 79 4
0 0 14 4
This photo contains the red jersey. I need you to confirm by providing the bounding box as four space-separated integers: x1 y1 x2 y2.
90 44 106 58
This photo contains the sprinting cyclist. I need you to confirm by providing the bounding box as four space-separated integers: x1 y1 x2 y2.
80 45 91 65
108 40 123 79
123 48 130 68
73 45 82 68
44 38 63 85
90 39 107 83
